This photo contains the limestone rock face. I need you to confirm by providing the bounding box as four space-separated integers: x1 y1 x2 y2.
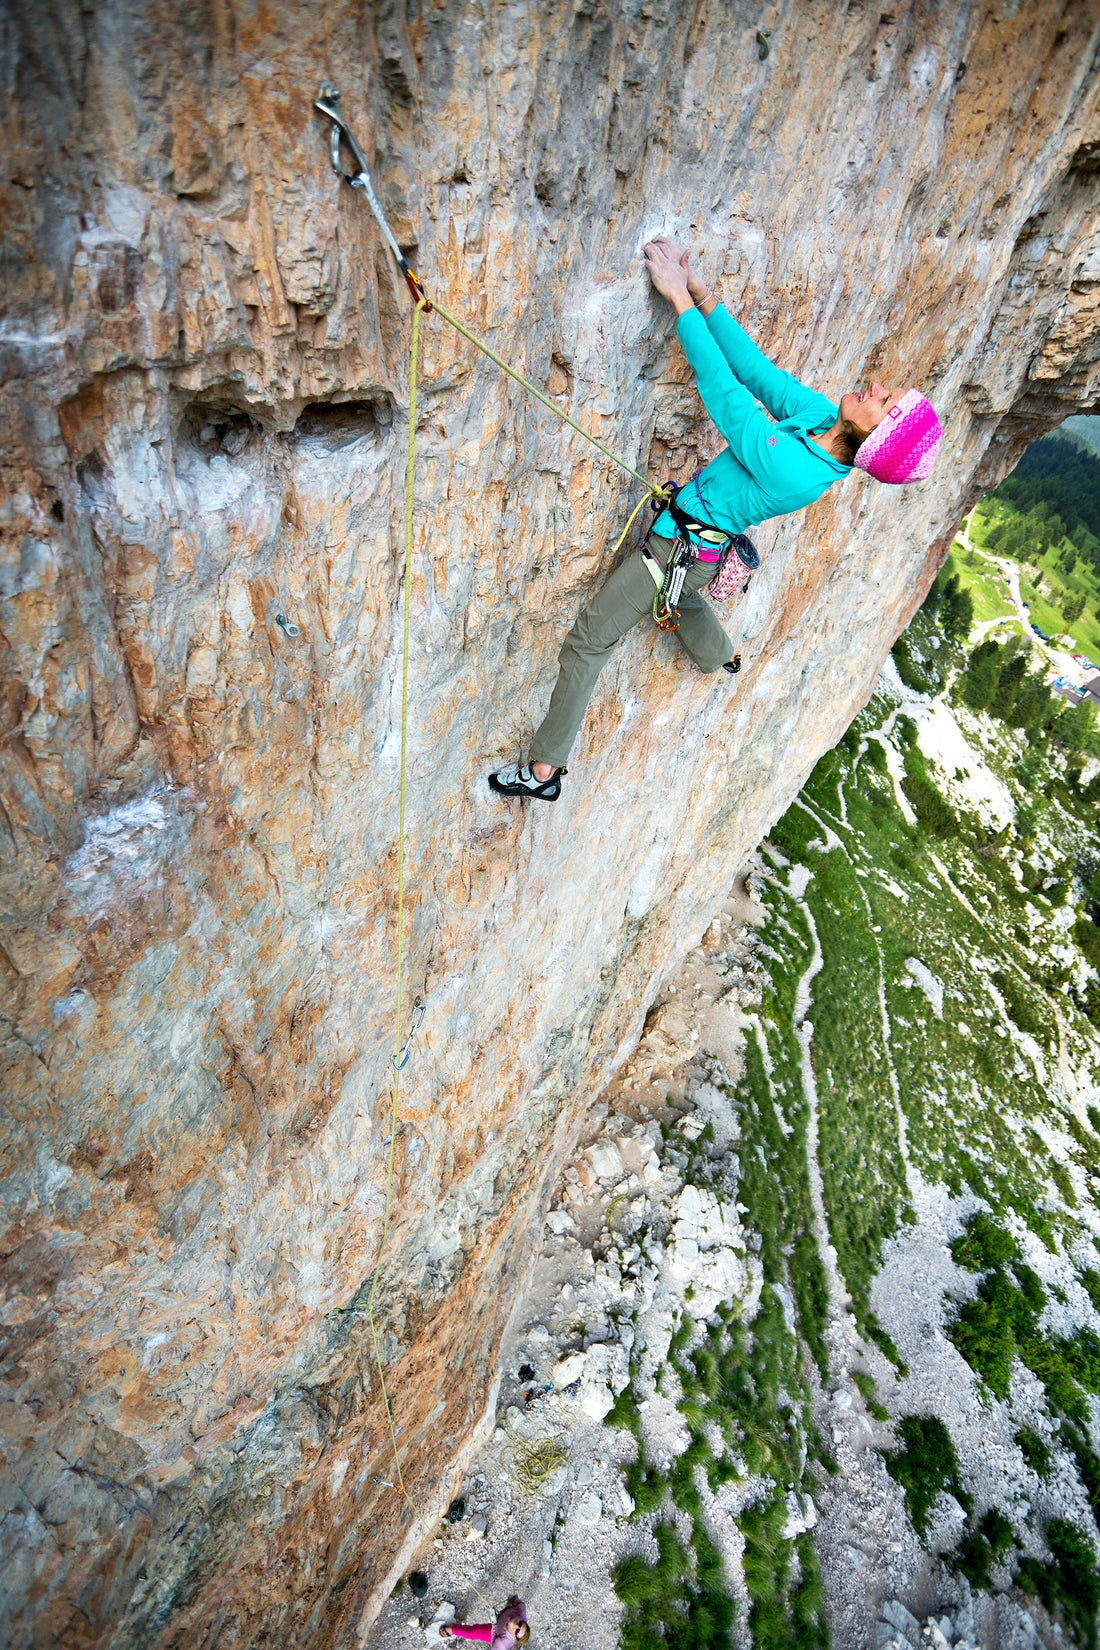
3 3 1100 1646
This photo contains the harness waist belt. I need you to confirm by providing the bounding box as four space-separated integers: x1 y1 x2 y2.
664 485 736 555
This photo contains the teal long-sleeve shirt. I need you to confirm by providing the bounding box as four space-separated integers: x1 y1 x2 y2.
651 303 849 543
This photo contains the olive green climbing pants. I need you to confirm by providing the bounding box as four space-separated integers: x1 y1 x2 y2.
529 533 736 770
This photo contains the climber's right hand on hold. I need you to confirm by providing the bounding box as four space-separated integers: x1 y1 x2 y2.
643 237 695 313
649 234 706 296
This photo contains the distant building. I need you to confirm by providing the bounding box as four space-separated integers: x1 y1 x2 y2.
1087 676 1100 703
1054 680 1087 704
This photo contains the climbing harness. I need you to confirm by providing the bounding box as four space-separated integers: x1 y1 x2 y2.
642 483 760 630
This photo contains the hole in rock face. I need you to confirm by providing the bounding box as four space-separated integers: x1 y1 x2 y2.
75 451 109 503
176 397 261 460
50 498 64 521
1069 140 1100 177
292 394 395 450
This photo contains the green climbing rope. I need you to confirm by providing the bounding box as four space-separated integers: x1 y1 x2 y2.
355 292 431 1533
315 90 631 1574
427 294 659 496
501 1415 570 1496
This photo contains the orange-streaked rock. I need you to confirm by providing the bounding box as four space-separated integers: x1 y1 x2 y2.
3 2 1100 1646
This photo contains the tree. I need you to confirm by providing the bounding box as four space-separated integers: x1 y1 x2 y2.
991 653 1028 721
1008 675 1053 731
940 575 975 642
961 640 1002 712
1059 698 1100 757
1061 588 1087 627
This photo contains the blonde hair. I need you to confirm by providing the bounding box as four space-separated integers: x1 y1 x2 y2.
514 1625 530 1643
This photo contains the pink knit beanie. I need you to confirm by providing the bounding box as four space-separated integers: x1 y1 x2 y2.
853 389 942 485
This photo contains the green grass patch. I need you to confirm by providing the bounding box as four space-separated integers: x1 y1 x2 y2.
1017 1518 1100 1650
880 1415 972 1539
851 1369 889 1422
1015 1426 1053 1478
950 1210 1018 1272
936 547 1015 629
614 1519 735 1650
946 1507 1016 1588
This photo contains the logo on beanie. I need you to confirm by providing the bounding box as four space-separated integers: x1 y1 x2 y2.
854 390 942 485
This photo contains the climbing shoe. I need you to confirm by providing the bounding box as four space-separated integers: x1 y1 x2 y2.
723 653 742 675
488 761 564 801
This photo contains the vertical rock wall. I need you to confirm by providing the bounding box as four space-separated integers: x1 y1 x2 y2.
3 2 1100 1645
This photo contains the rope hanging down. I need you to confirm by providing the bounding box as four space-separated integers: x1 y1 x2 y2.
353 292 429 1536
317 85 629 1552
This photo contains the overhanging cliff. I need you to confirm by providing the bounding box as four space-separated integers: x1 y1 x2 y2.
4 2 1100 1645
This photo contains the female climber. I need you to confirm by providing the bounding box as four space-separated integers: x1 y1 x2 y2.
439 1594 529 1646
488 234 941 802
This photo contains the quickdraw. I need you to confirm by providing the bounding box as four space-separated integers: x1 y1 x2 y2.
392 994 426 1073
315 83 432 310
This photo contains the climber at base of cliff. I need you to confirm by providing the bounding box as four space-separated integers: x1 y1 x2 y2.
488 234 942 803
439 1595 529 1646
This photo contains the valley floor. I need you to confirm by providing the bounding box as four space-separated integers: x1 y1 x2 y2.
371 635 1100 1650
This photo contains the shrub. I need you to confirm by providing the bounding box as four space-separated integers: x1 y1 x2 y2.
946 1260 1045 1399
1017 1518 1100 1650
947 1507 1015 1588
1015 1426 1053 1478
903 770 958 836
893 633 941 693
948 1285 1019 1399
991 970 1050 1042
1062 1424 1100 1524
1075 917 1100 971
880 1415 971 1538
1079 1267 1100 1314
950 1210 1018 1272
